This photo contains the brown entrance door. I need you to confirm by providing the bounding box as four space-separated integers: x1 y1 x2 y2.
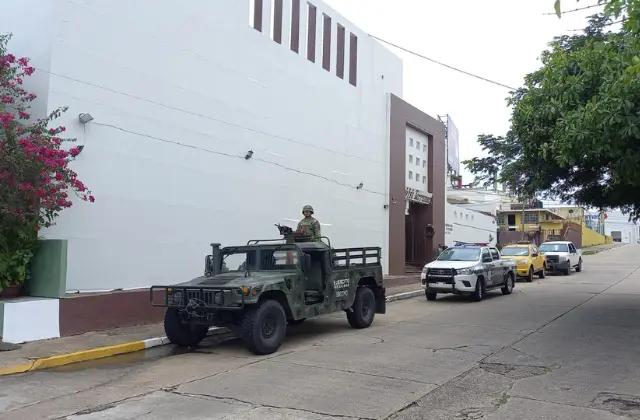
405 214 414 263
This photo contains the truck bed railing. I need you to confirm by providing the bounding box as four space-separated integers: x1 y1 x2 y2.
331 247 382 268
149 285 246 310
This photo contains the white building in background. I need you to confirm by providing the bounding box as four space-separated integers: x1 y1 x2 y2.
445 203 497 247
604 210 639 243
3 0 403 291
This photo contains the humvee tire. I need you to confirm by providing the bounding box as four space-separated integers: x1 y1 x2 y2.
241 299 287 355
164 308 209 347
347 287 376 329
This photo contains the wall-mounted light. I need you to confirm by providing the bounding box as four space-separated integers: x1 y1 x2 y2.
245 150 254 160
356 182 363 190
78 113 94 124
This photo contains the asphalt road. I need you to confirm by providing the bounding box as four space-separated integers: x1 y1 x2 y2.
2 245 640 420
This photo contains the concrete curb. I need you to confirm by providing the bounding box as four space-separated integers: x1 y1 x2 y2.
0 288 424 376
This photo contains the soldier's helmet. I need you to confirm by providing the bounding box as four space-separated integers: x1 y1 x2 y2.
302 205 314 214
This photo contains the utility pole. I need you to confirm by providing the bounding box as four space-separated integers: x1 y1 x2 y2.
521 194 527 240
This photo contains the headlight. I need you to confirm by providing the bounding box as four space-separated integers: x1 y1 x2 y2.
455 267 475 275
422 266 429 275
172 291 183 305
214 292 223 305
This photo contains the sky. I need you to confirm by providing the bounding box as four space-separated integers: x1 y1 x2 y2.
323 0 605 185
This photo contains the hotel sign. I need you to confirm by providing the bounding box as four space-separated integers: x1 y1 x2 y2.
405 187 432 205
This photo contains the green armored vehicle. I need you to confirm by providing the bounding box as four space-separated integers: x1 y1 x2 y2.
150 225 386 355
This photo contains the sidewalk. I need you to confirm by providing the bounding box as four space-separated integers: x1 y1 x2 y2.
0 280 421 376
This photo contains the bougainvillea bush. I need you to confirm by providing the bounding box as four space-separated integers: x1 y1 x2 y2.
0 33 93 292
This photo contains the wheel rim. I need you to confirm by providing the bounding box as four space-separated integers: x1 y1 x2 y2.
262 315 277 339
508 277 513 291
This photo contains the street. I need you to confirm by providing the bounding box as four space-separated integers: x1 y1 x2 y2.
2 245 640 420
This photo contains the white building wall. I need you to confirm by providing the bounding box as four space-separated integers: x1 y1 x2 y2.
445 203 497 247
605 210 639 244
7 0 402 291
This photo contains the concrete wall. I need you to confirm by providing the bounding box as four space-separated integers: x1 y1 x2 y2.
445 204 496 247
7 0 403 291
582 225 609 247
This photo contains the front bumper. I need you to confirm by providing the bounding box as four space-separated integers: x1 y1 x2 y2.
421 273 476 293
516 264 531 277
546 259 570 271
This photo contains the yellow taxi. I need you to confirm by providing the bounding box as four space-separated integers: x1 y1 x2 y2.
499 242 546 282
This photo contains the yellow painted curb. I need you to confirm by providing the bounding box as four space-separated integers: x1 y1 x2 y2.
0 340 147 377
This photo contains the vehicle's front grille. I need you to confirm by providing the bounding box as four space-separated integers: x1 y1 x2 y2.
428 268 453 276
171 289 217 306
546 255 559 263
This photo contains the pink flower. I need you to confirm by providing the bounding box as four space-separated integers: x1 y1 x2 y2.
5 53 15 63
89 195 95 203
18 111 30 119
69 147 81 157
17 57 29 66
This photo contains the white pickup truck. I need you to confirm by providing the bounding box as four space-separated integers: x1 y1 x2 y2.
539 241 583 275
421 243 517 302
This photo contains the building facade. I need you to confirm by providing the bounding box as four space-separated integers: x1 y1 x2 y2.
1 0 445 341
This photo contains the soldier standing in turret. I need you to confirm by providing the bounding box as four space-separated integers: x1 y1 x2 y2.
296 205 321 241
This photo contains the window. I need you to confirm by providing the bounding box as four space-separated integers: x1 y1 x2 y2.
422 161 426 168
422 176 426 184
524 212 539 223
409 138 414 147
482 249 492 262
498 214 505 224
408 170 413 179
409 155 413 163
416 140 421 150
423 144 427 152
415 172 420 181
454 211 457 217
466 214 469 220
471 215 474 221
416 157 420 166
490 248 500 260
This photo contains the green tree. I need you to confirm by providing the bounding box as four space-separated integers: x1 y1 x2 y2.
463 15 640 219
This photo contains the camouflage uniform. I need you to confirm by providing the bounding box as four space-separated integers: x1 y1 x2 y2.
296 205 322 242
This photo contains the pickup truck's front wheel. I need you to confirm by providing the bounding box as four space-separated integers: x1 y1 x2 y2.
164 308 209 347
347 287 376 328
471 277 485 302
241 299 287 355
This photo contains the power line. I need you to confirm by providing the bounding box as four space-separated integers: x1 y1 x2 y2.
91 122 385 196
543 3 604 15
368 34 518 91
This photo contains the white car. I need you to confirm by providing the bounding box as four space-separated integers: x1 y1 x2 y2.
539 241 582 275
420 243 516 302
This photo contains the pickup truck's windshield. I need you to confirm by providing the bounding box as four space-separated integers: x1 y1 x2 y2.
222 249 299 272
540 243 569 253
500 247 529 257
437 248 480 261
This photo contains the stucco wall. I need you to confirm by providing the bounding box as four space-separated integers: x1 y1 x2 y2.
445 204 496 247
9 0 403 291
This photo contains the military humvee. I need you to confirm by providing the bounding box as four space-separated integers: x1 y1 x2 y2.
150 225 386 355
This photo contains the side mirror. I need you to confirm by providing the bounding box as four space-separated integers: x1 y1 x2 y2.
301 254 312 271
